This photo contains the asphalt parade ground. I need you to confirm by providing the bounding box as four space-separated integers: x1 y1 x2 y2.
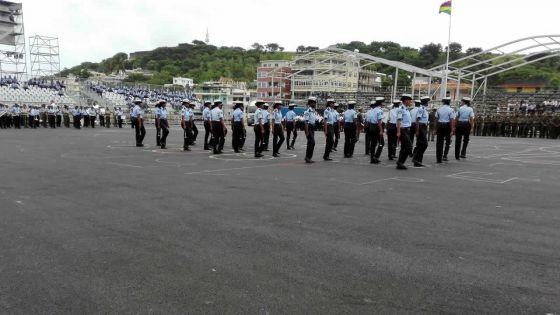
1 124 559 314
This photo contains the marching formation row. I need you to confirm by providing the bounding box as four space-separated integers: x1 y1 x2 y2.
128 95 475 170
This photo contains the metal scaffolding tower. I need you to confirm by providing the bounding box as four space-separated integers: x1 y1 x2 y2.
0 0 27 80
29 35 60 78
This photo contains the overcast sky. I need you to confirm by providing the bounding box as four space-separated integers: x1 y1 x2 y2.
20 0 559 69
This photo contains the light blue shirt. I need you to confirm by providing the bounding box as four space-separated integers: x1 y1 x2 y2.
285 110 296 122
159 108 168 120
183 107 193 121
262 110 270 123
232 108 243 122
436 105 455 123
210 107 223 121
132 105 143 119
272 109 282 124
397 105 412 128
409 107 419 124
416 106 429 124
303 108 317 125
365 107 384 124
324 108 337 125
254 108 263 125
203 107 211 121
343 109 357 123
389 108 399 124
12 107 21 114
457 105 474 122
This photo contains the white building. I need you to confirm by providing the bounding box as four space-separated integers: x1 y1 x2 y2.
173 77 194 88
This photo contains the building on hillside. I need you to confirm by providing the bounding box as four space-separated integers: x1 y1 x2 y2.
193 78 249 119
173 77 194 88
256 60 293 103
289 53 384 100
498 79 549 93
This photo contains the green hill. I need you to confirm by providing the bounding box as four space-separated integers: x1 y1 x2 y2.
61 40 560 88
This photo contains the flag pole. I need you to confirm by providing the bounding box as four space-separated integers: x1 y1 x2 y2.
442 11 452 99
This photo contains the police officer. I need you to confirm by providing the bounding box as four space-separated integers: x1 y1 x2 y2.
72 106 81 129
154 102 162 146
435 97 455 163
455 97 475 160
131 98 146 147
323 99 337 161
285 104 298 150
387 101 401 160
104 107 111 129
409 100 421 157
30 106 39 128
396 94 413 170
54 102 62 127
231 101 245 153
262 103 271 151
83 106 90 128
0 104 6 129
41 104 48 128
190 104 199 143
428 108 437 141
116 107 123 128
181 100 194 151
412 96 430 167
366 97 385 164
63 105 71 128
271 102 285 157
253 101 265 158
210 100 226 154
304 97 318 164
334 103 342 152
21 104 29 128
99 106 106 127
158 100 170 149
12 104 21 129
88 106 97 128
202 101 212 150
47 104 56 128
343 101 358 158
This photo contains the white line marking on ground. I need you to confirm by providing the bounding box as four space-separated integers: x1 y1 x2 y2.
184 162 298 175
107 162 143 168
447 171 517 184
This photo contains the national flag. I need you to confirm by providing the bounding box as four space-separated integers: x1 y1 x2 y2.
439 1 452 15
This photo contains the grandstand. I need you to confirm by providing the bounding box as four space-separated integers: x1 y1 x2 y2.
84 81 197 110
0 83 76 106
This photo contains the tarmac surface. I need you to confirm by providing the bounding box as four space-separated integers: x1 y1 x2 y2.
1 124 559 314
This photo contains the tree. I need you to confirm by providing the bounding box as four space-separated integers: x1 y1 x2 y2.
78 69 91 79
251 43 264 51
265 43 280 52
448 42 463 61
296 45 306 53
418 43 443 67
466 47 483 56
146 60 159 71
